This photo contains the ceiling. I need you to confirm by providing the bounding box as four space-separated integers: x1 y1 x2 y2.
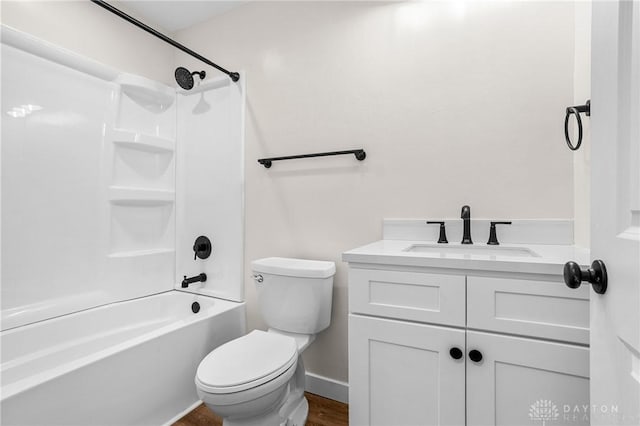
117 1 247 32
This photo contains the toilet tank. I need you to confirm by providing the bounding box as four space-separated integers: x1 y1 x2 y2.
251 257 335 335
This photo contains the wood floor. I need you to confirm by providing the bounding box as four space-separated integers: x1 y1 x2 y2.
173 392 348 426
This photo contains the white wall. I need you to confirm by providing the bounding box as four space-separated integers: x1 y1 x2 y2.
175 1 579 384
0 0 174 84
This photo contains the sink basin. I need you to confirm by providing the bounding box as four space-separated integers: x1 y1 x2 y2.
404 244 540 258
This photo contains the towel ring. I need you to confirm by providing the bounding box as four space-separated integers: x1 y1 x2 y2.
564 100 590 151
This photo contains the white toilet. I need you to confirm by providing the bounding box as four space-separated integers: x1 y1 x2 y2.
195 257 335 426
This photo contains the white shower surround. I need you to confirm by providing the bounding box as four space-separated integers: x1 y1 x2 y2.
1 25 177 329
1 24 246 424
1 23 245 326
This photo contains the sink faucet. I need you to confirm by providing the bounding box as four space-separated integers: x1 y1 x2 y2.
461 205 473 244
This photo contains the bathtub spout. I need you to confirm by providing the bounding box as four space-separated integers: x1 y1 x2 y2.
182 273 207 288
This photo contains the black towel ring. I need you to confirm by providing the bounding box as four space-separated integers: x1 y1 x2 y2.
564 100 590 151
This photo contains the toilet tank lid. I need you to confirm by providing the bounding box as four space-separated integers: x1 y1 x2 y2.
251 257 336 279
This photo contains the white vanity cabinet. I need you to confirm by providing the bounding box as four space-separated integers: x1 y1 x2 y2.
347 266 590 426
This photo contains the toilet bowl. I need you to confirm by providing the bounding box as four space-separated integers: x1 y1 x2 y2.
196 330 300 421
195 257 335 426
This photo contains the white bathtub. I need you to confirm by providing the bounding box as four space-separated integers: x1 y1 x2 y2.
0 291 245 425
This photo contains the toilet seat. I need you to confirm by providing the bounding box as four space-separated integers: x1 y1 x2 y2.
196 330 298 395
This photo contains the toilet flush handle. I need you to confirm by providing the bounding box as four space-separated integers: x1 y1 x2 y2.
253 274 263 283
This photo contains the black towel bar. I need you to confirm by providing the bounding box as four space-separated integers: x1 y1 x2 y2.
258 149 366 168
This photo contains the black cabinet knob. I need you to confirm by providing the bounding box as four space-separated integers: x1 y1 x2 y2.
469 349 483 363
563 260 607 294
449 347 463 360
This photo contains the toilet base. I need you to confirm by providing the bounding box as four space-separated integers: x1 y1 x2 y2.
285 395 308 426
222 395 308 426
208 354 309 426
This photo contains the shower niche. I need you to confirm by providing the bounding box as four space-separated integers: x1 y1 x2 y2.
107 75 176 263
111 131 174 190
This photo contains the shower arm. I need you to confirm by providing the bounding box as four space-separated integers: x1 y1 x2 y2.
90 0 240 82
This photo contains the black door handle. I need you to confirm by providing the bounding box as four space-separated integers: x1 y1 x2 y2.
449 347 463 360
563 260 607 294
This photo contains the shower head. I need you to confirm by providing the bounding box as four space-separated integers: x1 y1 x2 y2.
175 67 206 90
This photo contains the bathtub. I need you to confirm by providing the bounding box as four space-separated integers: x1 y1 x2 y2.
0 291 245 425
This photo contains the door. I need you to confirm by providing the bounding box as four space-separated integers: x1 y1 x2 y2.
349 314 465 426
465 331 589 426
590 1 640 425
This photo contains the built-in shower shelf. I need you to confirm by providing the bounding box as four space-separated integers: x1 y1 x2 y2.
109 186 175 205
117 74 175 112
112 129 174 153
108 248 175 258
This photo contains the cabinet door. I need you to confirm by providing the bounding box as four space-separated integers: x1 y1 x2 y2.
349 314 465 426
466 331 590 426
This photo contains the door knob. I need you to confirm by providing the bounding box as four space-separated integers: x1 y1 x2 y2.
563 260 607 294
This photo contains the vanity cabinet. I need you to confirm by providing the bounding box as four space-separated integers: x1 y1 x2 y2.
348 266 590 426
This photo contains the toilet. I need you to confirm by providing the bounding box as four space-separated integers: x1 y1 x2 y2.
195 257 335 426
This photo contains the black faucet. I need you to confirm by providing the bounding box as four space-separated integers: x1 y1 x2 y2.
487 221 512 245
426 221 448 244
182 273 207 288
461 205 473 244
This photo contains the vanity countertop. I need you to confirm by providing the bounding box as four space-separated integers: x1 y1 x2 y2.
342 240 590 275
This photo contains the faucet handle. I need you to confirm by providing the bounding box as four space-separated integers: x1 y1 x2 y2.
426 221 448 244
487 221 512 245
193 236 212 260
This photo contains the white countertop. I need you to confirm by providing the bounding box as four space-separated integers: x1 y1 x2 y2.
342 240 590 276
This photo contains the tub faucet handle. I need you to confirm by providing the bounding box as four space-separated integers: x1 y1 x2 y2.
193 236 212 260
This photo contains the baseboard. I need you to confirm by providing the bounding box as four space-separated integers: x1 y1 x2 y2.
163 400 201 426
305 372 349 404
